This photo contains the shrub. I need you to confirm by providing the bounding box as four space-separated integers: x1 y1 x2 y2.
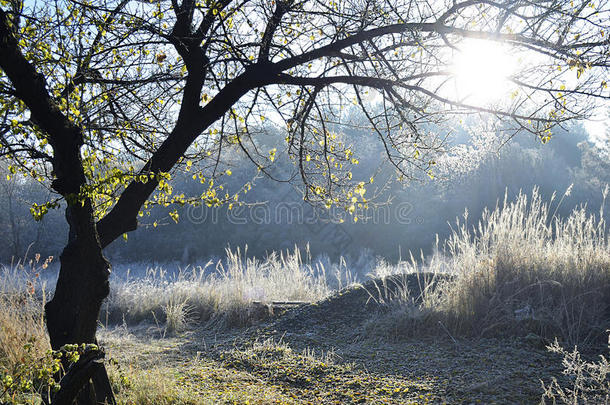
0 343 97 404
0 340 61 404
540 335 609 404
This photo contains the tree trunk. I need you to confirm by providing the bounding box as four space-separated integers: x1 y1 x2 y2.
45 201 115 405
0 11 117 403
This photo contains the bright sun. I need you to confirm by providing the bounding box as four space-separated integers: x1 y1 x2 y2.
451 39 517 105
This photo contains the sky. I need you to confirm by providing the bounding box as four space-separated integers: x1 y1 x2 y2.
583 107 609 145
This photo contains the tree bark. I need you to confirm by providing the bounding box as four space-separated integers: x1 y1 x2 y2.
45 205 109 348
45 200 116 405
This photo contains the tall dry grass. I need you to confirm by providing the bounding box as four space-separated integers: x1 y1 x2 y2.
0 253 52 369
377 186 610 345
104 245 353 329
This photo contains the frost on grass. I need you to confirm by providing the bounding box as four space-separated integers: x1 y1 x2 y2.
104 246 357 328
430 187 610 345
541 336 610 404
364 187 610 345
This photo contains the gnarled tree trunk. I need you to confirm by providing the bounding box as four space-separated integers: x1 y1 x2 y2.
46 205 109 348
45 201 115 405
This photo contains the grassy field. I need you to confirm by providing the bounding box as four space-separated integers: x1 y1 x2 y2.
1 188 609 404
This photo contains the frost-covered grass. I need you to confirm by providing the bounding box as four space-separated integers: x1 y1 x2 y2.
103 246 359 329
104 187 610 346
371 186 610 346
541 336 610 404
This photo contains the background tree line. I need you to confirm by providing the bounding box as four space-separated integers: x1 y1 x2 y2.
2 120 607 265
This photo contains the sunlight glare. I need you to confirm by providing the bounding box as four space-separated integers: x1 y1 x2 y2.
451 40 516 105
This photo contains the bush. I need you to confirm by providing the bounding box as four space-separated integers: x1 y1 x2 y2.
540 335 609 404
0 340 61 404
0 343 96 404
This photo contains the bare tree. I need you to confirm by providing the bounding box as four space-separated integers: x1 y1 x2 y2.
0 0 608 402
